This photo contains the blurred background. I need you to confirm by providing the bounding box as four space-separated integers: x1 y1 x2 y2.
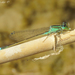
0 0 75 75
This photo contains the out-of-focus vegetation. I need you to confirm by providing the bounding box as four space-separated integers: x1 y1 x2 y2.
0 0 75 75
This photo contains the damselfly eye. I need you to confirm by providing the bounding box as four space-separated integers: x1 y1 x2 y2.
63 22 67 27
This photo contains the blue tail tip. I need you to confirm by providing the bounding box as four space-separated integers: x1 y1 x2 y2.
0 47 2 50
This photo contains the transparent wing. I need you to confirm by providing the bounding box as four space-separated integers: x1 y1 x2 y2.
9 27 50 43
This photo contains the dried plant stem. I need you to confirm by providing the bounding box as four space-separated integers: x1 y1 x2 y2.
0 30 75 64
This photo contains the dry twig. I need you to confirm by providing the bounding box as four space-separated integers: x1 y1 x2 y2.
0 29 75 64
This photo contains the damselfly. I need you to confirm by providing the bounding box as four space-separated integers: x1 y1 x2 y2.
0 22 71 50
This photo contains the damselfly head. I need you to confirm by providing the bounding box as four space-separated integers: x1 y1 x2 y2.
62 22 68 27
63 22 66 27
62 22 71 30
